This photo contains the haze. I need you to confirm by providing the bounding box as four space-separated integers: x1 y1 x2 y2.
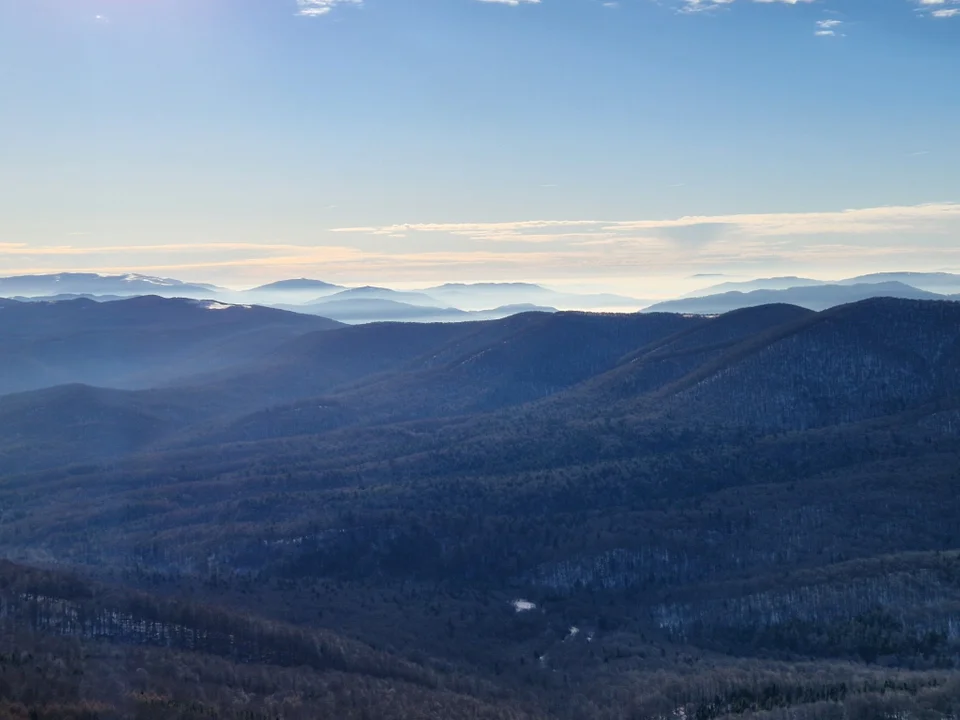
2 0 958 294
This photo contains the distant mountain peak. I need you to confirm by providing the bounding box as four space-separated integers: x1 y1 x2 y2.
426 282 546 291
0 272 222 297
247 278 344 292
649 281 946 315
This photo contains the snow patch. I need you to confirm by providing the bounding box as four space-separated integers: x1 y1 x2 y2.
512 599 536 612
188 300 249 311
121 273 180 287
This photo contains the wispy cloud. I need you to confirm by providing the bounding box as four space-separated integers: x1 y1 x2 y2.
475 0 542 5
815 18 843 36
915 0 960 18
0 242 323 257
334 202 960 241
8 204 960 286
295 0 362 17
672 0 958 22
678 0 814 14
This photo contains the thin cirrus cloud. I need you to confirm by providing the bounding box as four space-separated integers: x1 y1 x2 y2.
293 0 539 14
915 0 960 18
680 0 960 19
295 0 362 17
289 0 960 20
678 0 813 13
6 203 960 282
332 202 960 242
815 18 843 36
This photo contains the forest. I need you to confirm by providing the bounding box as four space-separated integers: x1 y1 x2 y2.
1 296 959 718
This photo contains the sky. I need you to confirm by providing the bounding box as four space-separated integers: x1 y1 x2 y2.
1 0 958 295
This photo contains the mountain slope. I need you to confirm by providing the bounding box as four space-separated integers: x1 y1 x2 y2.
646 281 945 314
205 311 697 442
421 282 645 310
0 560 539 720
0 297 342 395
247 278 344 293
313 286 441 306
0 384 205 473
683 275 825 297
3 299 960 719
184 319 494 409
570 303 816 402
0 272 221 297
297 298 466 323
663 298 960 429
841 271 960 294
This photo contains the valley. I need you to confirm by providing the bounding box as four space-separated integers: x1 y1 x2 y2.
0 292 959 718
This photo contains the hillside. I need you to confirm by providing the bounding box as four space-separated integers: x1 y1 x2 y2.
314 286 442 305
0 272 221 297
684 272 960 298
646 281 945 314
247 278 344 293
298 297 468 322
0 560 538 720
0 297 342 395
684 276 825 296
567 303 816 402
422 282 646 311
664 298 960 429
841 272 960 294
3 298 960 719
199 311 696 442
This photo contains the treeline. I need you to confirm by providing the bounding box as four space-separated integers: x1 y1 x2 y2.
0 634 540 720
0 561 436 688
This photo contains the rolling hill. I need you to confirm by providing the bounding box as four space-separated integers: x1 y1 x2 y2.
246 278 345 293
0 296 342 396
422 282 646 311
663 297 960 429
0 272 222 297
3 297 960 720
683 275 825 296
683 272 960 299
198 311 697 443
645 281 946 314
299 297 467 322
841 271 960 294
313 286 442 305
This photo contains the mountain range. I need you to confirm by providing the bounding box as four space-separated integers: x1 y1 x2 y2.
0 272 222 297
0 296 341 396
6 271 960 323
4 284 960 717
685 271 960 297
646 280 956 313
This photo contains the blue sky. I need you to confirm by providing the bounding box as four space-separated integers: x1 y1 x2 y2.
1 0 958 294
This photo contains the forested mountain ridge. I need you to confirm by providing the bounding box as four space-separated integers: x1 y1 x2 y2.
563 303 816 403
647 281 947 314
0 272 221 297
0 296 342 396
664 298 960 429
198 311 697 443
3 297 960 719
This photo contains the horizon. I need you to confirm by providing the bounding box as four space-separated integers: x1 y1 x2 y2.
3 267 960 304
